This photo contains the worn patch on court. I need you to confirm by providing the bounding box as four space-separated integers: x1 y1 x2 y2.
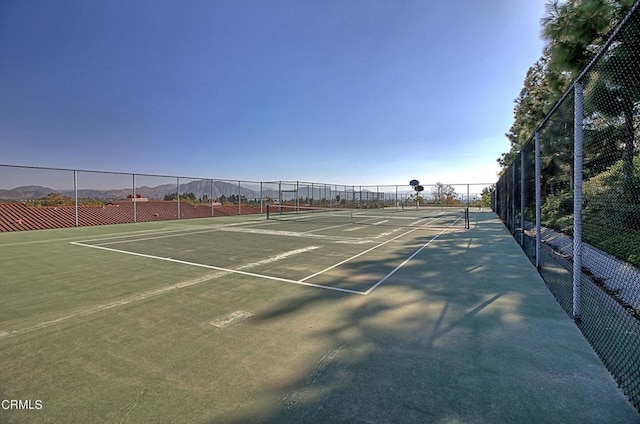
209 310 254 329
282 344 347 410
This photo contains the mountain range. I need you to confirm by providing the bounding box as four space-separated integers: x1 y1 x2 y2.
0 180 270 201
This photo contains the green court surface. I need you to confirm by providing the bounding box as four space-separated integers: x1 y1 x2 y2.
1 210 638 423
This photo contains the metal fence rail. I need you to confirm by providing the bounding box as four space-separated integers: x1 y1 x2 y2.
494 2 640 413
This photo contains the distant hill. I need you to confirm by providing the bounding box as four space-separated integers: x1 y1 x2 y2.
0 185 54 200
0 180 275 201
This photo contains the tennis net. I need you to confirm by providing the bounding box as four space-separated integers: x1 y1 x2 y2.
266 204 470 229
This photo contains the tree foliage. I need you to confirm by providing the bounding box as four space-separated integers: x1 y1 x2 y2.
431 182 459 205
500 0 635 171
499 1 640 270
25 192 104 207
476 185 494 208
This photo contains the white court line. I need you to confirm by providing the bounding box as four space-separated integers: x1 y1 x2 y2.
299 216 444 282
0 224 224 248
363 222 458 295
0 245 341 340
92 228 222 246
0 272 229 340
303 222 353 234
59 214 456 315
343 226 365 232
69 241 366 295
74 219 273 245
237 246 320 269
299 226 424 283
82 220 371 247
300 217 460 294
353 214 427 220
217 226 369 244
373 228 404 239
73 224 222 244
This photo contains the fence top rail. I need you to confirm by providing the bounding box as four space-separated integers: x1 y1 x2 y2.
0 164 497 189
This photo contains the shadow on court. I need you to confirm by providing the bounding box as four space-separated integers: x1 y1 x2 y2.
216 212 639 424
2 213 637 424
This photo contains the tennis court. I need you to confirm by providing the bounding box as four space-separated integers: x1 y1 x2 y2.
68 206 469 296
1 209 637 423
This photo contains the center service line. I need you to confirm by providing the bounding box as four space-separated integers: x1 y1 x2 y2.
298 215 446 283
363 226 451 295
299 216 459 293
298 222 433 283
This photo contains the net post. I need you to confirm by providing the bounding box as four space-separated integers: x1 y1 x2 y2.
266 203 271 220
572 82 584 323
465 207 470 229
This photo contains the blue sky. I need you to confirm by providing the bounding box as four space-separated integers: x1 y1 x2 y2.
0 0 547 186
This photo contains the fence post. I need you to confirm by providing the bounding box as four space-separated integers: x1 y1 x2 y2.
535 131 541 269
260 181 263 213
573 82 584 322
177 177 180 220
395 185 398 209
74 170 78 227
238 181 241 215
511 164 516 235
520 151 526 246
214 180 215 217
133 174 137 223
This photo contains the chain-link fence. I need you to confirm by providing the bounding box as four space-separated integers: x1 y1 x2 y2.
0 166 493 232
494 3 640 412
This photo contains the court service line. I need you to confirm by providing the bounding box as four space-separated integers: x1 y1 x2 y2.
303 222 353 234
69 241 366 295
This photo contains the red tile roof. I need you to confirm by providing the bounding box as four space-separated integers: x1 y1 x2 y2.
0 202 262 232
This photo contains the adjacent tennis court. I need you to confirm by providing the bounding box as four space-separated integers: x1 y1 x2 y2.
1 210 637 423
68 206 469 296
